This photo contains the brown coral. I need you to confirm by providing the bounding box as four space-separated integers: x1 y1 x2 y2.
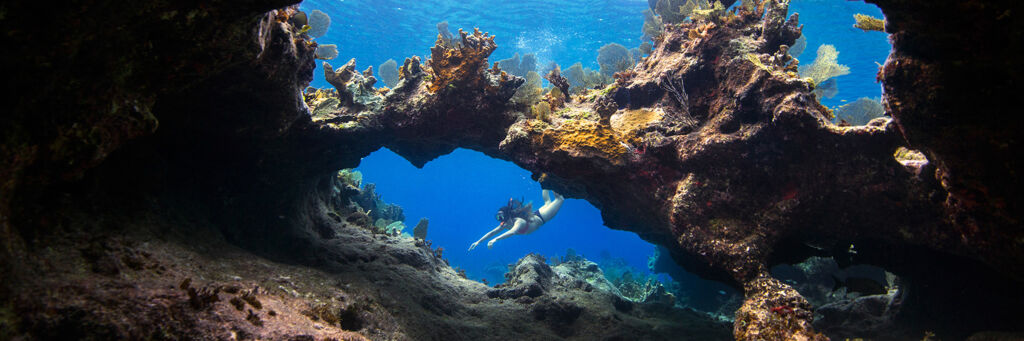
426 28 497 93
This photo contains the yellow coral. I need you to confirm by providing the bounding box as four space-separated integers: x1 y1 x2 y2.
426 28 496 93
539 120 628 161
798 44 850 86
853 13 885 32
611 109 663 145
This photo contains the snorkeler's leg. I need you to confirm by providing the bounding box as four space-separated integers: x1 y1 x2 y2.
543 189 551 204
488 219 526 249
538 191 564 222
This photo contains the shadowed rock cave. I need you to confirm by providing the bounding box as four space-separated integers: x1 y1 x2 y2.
2 0 1023 340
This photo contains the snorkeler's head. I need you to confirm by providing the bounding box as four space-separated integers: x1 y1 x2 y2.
495 197 522 223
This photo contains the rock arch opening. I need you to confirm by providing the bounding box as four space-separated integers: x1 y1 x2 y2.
347 147 742 313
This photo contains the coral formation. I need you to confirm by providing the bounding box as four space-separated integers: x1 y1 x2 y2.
799 44 850 86
412 218 428 240
853 13 885 32
834 97 884 125
314 44 338 60
511 71 543 106
544 65 571 100
565 63 613 94
642 10 665 40
496 53 538 78
308 9 331 38
426 28 499 93
597 43 635 76
378 59 399 88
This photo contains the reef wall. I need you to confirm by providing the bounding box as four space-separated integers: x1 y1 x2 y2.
1 0 1022 340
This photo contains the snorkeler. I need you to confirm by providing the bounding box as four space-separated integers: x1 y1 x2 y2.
468 190 565 250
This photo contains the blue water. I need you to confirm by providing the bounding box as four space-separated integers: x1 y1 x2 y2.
301 0 892 286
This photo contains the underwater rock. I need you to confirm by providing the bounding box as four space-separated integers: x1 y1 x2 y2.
4 0 1024 339
813 292 902 339
295 1 1020 338
869 0 1024 283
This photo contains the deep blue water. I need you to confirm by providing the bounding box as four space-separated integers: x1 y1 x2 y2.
300 0 892 285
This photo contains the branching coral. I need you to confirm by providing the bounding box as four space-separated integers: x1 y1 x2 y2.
378 59 399 88
597 43 635 77
324 59 359 106
853 13 885 32
798 44 850 86
545 65 571 100
426 28 497 93
324 59 378 109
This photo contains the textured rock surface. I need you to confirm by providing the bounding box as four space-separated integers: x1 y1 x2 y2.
2 0 1023 339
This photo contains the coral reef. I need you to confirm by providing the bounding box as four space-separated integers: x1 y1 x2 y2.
3 0 1024 340
544 65 572 101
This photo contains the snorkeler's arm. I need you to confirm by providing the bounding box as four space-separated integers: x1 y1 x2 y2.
469 224 504 251
487 219 526 249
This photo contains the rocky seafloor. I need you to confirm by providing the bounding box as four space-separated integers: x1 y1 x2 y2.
1 0 1023 340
